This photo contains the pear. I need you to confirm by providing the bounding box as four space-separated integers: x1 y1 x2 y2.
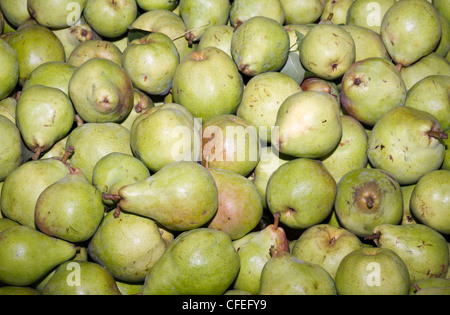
0 218 20 233
0 96 17 123
92 152 150 207
35 167 105 243
27 0 87 29
334 247 411 295
41 136 69 160
433 0 450 22
346 0 396 34
266 158 337 230
381 0 442 68
120 89 155 131
405 75 450 131
0 115 22 181
16 85 75 160
229 0 285 28
292 224 363 280
367 106 447 185
42 261 122 295
280 0 325 24
410 278 450 294
435 13 450 57
130 103 200 173
414 286 450 295
0 226 77 286
231 213 289 295
340 25 390 62
52 21 101 59
334 168 403 238
443 128 450 170
88 210 167 283
1 158 70 228
369 224 449 281
136 0 179 11
115 280 143 295
206 167 263 240
114 161 218 232
410 170 450 235
236 71 302 144
231 16 290 77
67 40 123 67
300 77 340 104
259 248 337 295
178 0 230 44
197 25 234 58
0 286 41 295
401 184 419 225
83 0 137 39
273 90 342 159
0 38 19 100
65 122 133 183
172 46 244 122
299 23 355 80
224 289 252 295
321 0 354 25
142 228 240 295
0 0 31 28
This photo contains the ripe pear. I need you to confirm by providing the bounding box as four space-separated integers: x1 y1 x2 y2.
236 71 301 144
292 224 363 279
115 161 218 232
0 38 19 100
88 210 167 283
0 226 77 286
321 0 354 25
273 90 342 159
0 0 31 28
35 167 105 243
300 77 340 104
83 0 137 38
172 46 244 122
27 0 87 29
340 25 390 62
381 0 442 67
410 170 450 235
16 85 75 160
367 106 447 185
346 0 396 34
435 12 450 57
405 75 450 131
206 167 263 240
334 168 403 237
334 247 411 295
0 115 22 181
400 53 450 90
67 40 123 67
370 224 449 281
280 0 324 24
178 0 230 44
42 261 122 295
142 228 240 295
231 16 290 77
1 158 70 228
66 122 133 183
259 248 337 295
266 158 337 230
92 152 150 207
229 0 285 27
197 25 234 58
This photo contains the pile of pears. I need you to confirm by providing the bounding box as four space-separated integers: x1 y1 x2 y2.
0 0 449 296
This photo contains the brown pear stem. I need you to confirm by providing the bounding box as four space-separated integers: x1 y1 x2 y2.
428 130 448 140
102 193 122 201
413 284 422 292
113 204 121 219
273 212 281 230
396 63 403 72
74 115 84 127
32 146 42 161
364 232 380 242
60 145 75 165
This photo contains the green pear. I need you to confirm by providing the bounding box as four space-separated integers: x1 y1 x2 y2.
273 90 342 159
410 278 450 294
27 0 87 29
442 128 450 170
206 167 263 240
83 0 137 38
66 122 133 183
231 16 290 77
266 158 337 230
22 61 77 96
400 53 450 90
41 136 69 160
346 0 396 34
1 158 70 228
16 85 75 160
178 0 230 44
0 226 77 286
172 46 244 122
367 106 447 185
0 38 19 100
92 152 150 207
224 289 252 295
370 224 449 281
142 228 240 295
0 218 20 233
433 0 450 22
0 96 17 123
300 77 340 104
340 25 390 62
236 71 301 144
67 40 123 67
259 249 337 295
197 25 234 58
0 115 22 181
229 0 285 27
0 286 41 295
115 280 143 295
120 89 155 131
414 286 450 295
52 21 101 59
334 247 411 295
334 168 403 237
280 0 324 24
35 167 105 243
88 210 167 283
136 0 179 11
381 0 442 67
0 0 31 28
131 103 200 173
115 161 218 231
401 184 419 225
435 13 450 57
42 261 122 295
299 23 355 80
232 213 289 295
410 170 450 234
320 115 369 184
321 0 354 25
292 224 364 280
405 75 450 131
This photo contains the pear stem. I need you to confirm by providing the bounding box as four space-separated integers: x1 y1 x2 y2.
102 193 122 201
60 145 75 165
74 115 84 127
32 146 42 161
428 130 448 140
413 284 422 292
273 212 281 230
113 204 121 219
364 232 380 242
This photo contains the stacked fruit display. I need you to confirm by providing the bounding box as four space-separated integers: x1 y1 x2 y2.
0 0 449 296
